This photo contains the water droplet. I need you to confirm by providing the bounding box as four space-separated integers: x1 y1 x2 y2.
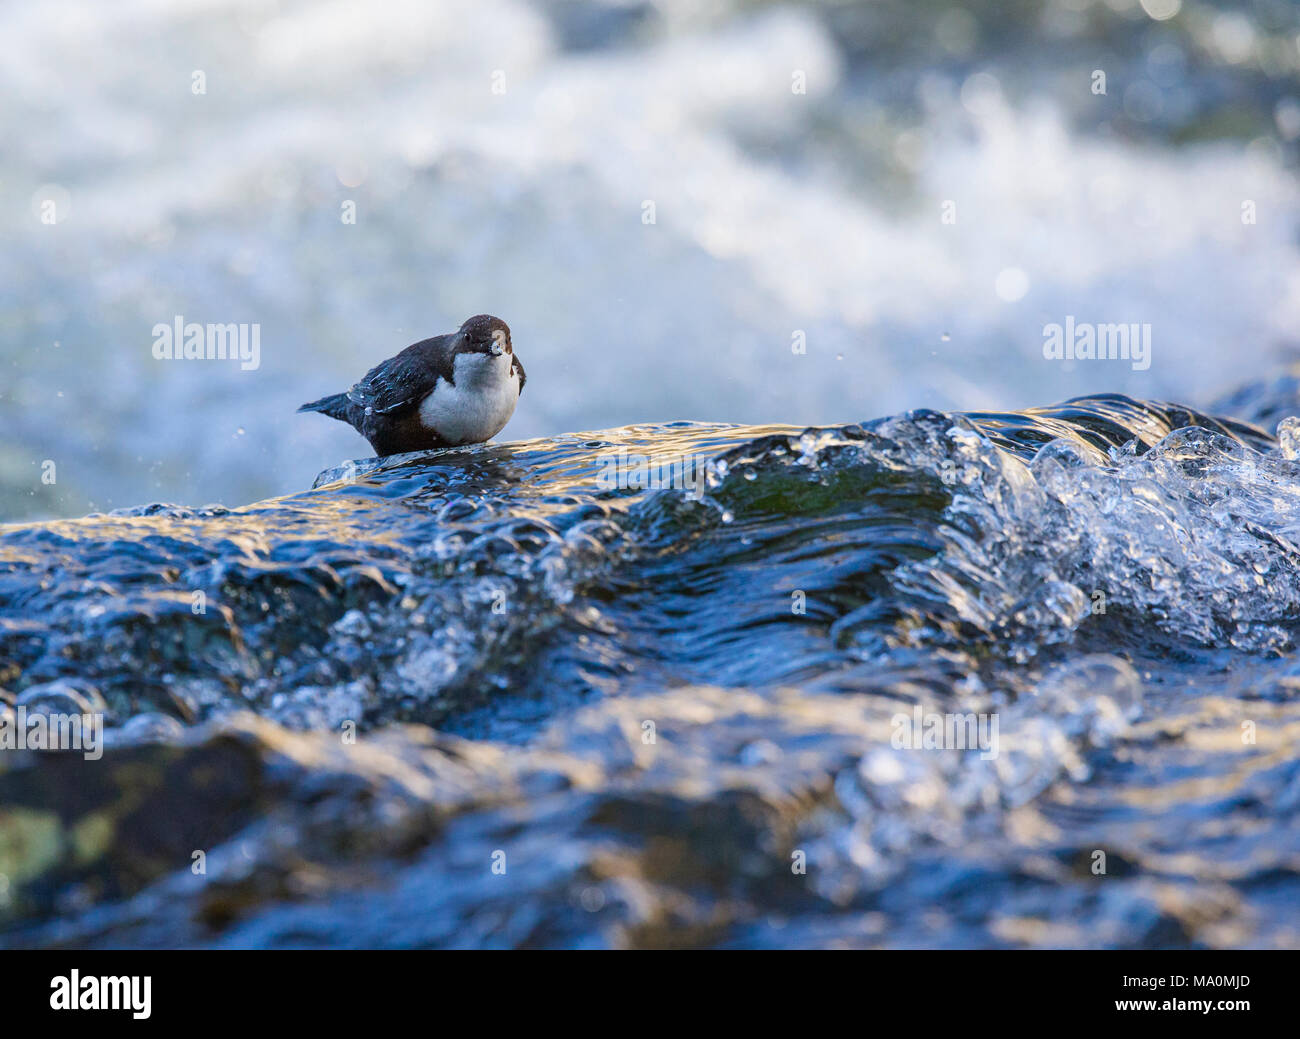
995 267 1030 302
1279 416 1300 460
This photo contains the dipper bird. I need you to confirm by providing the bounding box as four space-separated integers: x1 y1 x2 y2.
298 314 525 457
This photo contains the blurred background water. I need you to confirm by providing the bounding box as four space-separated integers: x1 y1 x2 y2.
3 0 1299 519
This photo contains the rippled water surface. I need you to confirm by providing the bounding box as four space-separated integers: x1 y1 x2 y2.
4 392 1300 948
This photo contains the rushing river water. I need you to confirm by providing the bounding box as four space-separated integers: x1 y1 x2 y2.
4 387 1300 948
4 0 1300 952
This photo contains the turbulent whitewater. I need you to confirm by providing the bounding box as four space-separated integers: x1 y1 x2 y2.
3 391 1300 948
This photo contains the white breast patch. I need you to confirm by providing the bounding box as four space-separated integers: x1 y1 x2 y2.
417 351 520 445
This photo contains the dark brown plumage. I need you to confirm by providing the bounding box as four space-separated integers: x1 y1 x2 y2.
299 315 525 456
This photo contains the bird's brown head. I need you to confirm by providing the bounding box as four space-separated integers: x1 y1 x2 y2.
458 314 512 357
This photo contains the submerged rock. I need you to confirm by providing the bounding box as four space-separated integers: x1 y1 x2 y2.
2 397 1300 947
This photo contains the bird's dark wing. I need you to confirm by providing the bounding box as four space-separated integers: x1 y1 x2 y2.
346 334 457 416
512 354 526 395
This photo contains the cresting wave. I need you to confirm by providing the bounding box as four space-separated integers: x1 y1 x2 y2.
3 393 1300 947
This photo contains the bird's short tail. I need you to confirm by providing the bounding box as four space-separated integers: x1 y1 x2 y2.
297 392 351 422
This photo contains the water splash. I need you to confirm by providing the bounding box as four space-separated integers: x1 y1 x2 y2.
3 394 1300 947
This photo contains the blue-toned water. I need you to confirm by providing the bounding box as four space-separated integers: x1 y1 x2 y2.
4 0 1300 521
4 389 1300 947
4 0 1300 948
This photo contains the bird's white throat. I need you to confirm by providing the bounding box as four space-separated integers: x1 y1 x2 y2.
417 350 519 445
